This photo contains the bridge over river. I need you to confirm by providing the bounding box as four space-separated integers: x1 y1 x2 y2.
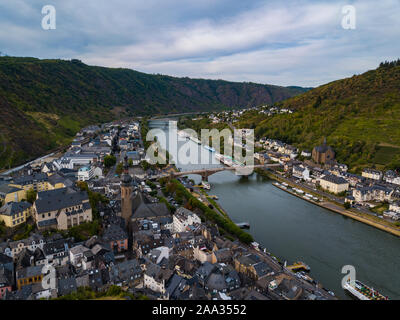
149 163 280 181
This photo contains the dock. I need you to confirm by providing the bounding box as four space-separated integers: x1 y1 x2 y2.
236 222 250 229
286 261 310 272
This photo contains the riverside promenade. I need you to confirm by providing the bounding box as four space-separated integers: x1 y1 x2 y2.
271 176 400 238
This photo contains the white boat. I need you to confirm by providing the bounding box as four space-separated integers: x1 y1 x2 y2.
343 280 389 300
204 145 216 152
201 181 211 190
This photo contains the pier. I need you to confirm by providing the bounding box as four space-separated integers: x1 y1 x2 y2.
236 222 250 229
286 261 311 272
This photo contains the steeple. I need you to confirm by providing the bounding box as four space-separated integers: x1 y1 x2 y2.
121 155 132 185
121 154 133 227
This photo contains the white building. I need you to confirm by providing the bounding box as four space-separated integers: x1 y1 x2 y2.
292 166 311 181
173 207 201 233
389 202 400 214
78 166 94 181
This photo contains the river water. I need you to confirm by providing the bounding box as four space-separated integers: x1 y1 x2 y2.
151 122 400 300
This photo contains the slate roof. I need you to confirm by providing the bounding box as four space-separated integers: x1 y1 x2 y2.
12 173 48 186
0 184 23 196
0 201 31 216
131 192 170 220
102 223 128 242
206 273 227 291
43 239 71 256
320 174 348 185
58 277 77 296
35 188 89 214
16 265 43 280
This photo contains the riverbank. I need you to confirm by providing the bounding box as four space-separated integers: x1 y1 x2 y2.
268 171 400 238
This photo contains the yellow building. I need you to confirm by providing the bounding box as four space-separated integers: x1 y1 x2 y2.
0 185 25 204
0 201 33 227
9 173 51 193
16 265 43 290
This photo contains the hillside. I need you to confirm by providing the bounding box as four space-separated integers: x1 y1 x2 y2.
0 56 308 169
236 61 400 172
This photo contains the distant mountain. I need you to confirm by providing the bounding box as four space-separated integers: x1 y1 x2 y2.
0 56 308 169
237 60 400 172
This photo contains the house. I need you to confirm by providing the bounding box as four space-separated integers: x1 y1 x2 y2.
0 184 26 204
110 259 142 287
4 234 46 260
0 267 13 299
43 238 72 266
69 245 92 268
173 207 201 233
384 171 400 185
0 201 33 227
144 262 174 295
234 254 272 281
352 185 394 202
301 150 311 158
16 265 43 290
318 174 349 194
193 242 217 264
389 202 400 214
58 276 77 297
34 187 92 231
165 273 188 300
362 169 383 181
126 151 141 166
0 253 14 274
292 166 310 181
195 261 216 286
102 223 128 253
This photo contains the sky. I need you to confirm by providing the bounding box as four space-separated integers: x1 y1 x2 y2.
0 0 399 87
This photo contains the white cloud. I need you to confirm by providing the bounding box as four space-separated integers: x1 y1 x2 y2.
1 0 399 87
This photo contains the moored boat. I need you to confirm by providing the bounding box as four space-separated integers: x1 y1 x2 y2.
343 280 389 300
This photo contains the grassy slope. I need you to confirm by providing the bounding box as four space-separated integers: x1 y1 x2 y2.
236 64 400 172
0 56 307 169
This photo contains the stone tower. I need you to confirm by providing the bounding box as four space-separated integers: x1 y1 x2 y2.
120 155 133 226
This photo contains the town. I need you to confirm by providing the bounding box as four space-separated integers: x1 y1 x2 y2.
188 106 400 228
0 119 337 301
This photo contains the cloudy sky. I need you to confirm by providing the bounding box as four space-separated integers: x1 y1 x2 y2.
1 0 399 87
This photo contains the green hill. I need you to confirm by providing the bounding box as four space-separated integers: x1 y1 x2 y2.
236 61 400 172
0 56 308 169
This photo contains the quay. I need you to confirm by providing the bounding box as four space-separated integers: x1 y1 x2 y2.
271 180 400 238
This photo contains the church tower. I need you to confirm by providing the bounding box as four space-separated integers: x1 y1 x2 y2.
120 155 133 226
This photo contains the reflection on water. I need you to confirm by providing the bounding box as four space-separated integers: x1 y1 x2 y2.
152 122 400 300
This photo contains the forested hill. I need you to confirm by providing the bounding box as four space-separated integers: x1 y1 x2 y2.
0 56 308 169
237 60 400 172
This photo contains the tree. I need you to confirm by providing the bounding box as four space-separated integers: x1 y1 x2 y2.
103 155 116 168
344 202 351 210
140 160 150 171
26 188 37 204
128 159 133 167
116 162 124 175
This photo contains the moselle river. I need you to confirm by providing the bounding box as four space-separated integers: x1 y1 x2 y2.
152 123 400 300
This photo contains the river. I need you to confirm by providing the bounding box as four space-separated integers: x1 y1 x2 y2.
151 121 400 300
